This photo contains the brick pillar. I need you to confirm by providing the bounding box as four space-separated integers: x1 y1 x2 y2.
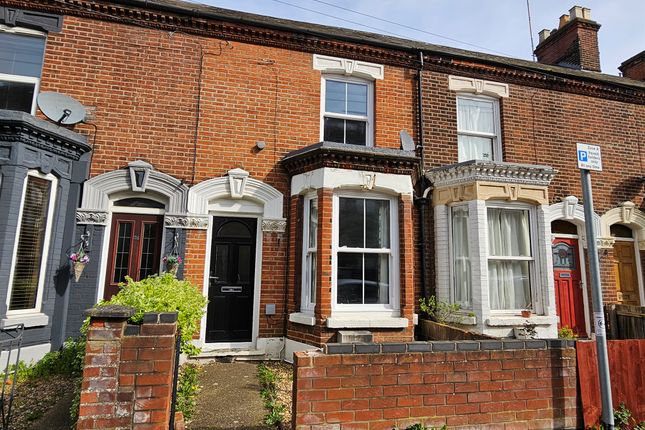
78 305 179 430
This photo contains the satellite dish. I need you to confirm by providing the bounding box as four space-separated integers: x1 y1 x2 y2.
400 130 415 151
37 92 86 125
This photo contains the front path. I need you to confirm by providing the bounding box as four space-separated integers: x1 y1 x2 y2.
188 360 271 430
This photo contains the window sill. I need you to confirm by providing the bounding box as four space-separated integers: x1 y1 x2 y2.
326 316 409 329
1 313 49 329
485 315 556 327
289 312 316 326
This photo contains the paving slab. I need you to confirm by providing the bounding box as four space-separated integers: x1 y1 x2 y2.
188 360 271 430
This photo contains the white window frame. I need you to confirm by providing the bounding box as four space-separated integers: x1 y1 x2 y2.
449 203 472 309
0 25 47 115
320 75 374 147
456 94 502 162
331 191 399 313
301 193 317 313
486 201 540 314
6 170 58 316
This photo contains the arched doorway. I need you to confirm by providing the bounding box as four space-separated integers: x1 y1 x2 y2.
551 220 587 337
611 224 640 305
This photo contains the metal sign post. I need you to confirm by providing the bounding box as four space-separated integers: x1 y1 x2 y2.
577 143 614 429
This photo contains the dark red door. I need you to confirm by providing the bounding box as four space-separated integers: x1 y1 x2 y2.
552 237 587 337
104 213 163 300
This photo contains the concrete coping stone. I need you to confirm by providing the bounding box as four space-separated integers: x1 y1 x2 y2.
124 324 140 336
142 312 178 324
324 339 576 354
85 304 136 319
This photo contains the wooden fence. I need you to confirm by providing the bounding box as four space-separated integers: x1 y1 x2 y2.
605 304 645 339
577 340 645 427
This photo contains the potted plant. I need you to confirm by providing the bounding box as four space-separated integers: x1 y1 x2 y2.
69 247 90 282
163 254 183 275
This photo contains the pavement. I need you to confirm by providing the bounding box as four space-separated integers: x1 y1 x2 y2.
188 360 271 430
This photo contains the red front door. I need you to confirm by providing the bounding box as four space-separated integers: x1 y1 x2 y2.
552 237 587 337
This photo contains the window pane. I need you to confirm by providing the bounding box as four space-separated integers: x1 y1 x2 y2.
345 120 367 146
488 208 531 257
339 198 364 247
139 223 159 279
364 253 389 304
308 198 318 248
308 253 317 304
365 199 389 248
458 98 494 133
346 83 367 115
0 33 46 77
488 260 531 310
0 80 35 113
452 206 471 306
217 221 251 238
458 135 493 162
325 80 346 114
337 253 363 304
213 244 228 282
9 176 51 311
552 243 575 270
112 222 132 283
323 117 345 143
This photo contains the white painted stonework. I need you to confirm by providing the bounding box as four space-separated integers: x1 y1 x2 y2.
291 167 413 196
448 75 509 98
313 54 384 80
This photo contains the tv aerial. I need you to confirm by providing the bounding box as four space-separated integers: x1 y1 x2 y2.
399 130 416 151
37 92 86 125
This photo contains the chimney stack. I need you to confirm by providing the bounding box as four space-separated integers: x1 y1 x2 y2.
619 51 645 81
534 5 601 72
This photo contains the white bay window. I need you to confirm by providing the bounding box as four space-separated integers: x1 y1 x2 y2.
334 194 397 309
301 195 318 312
450 205 471 308
487 206 535 311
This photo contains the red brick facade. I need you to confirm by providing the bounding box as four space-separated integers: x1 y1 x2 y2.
4 0 644 352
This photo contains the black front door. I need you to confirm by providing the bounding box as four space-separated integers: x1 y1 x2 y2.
206 217 257 343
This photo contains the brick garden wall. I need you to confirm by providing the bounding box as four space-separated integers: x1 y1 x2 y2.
77 306 180 430
293 340 579 430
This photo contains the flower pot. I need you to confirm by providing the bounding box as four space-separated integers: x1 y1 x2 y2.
521 310 532 318
73 261 86 282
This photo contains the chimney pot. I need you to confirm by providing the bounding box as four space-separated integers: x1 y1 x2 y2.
559 14 570 29
538 29 552 43
569 6 584 19
582 8 592 20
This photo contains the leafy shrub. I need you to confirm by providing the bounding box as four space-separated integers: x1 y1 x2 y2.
176 363 201 421
100 273 207 355
558 326 578 339
15 338 85 382
419 296 462 324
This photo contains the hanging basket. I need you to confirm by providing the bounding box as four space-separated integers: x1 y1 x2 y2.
73 261 87 282
166 262 179 275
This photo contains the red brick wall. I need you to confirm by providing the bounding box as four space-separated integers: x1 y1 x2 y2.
78 310 178 429
293 341 579 429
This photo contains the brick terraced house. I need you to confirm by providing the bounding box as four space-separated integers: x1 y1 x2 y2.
0 0 643 362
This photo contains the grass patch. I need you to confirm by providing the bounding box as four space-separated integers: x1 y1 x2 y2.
176 363 201 421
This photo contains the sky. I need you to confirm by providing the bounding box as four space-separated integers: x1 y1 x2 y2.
187 0 645 76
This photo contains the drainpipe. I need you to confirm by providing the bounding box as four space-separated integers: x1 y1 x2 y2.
415 51 430 299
